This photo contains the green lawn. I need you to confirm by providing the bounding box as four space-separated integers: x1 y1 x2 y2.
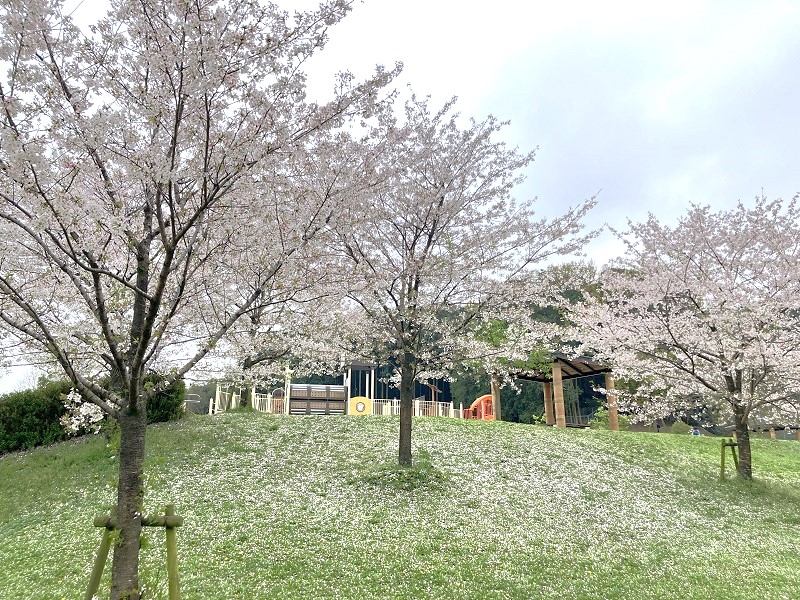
1 412 799 599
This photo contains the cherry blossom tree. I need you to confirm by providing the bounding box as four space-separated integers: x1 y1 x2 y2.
0 0 395 596
572 198 800 479
336 95 596 466
218 129 393 387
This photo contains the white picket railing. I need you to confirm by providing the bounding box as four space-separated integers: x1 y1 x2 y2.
209 388 241 415
211 382 462 419
372 397 459 417
372 398 400 415
416 399 455 417
252 392 284 414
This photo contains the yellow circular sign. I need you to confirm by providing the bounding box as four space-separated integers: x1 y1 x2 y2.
349 396 371 416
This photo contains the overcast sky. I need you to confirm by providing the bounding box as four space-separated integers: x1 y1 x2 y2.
301 0 800 264
4 0 799 392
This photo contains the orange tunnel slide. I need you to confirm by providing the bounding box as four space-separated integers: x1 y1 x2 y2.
462 394 495 421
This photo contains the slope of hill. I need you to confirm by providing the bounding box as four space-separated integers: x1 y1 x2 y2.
1 412 799 599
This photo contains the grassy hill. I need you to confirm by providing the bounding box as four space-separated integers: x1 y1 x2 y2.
1 412 799 599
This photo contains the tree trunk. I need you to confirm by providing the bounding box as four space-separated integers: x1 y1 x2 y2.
111 402 148 600
398 353 414 467
490 373 501 421
241 385 252 409
733 403 752 480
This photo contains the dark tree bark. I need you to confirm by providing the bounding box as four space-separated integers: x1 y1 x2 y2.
111 401 148 600
399 351 415 466
733 402 753 480
108 205 154 600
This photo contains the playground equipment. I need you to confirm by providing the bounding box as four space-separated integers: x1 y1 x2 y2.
349 395 372 415
287 384 348 415
462 394 495 421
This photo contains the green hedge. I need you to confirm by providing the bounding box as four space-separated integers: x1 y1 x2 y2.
0 381 72 454
102 373 186 424
0 375 186 454
146 376 186 424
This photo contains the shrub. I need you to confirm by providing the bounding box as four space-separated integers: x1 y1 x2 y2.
670 420 692 435
99 373 186 423
0 373 185 454
0 381 72 453
589 407 631 431
146 375 186 424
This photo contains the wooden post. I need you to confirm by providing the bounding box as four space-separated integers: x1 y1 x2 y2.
543 382 554 425
85 527 112 600
552 363 566 429
283 367 292 415
87 506 183 599
720 439 726 481
720 439 739 481
165 504 181 600
769 427 776 440
604 373 620 431
795 428 800 441
211 382 221 415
